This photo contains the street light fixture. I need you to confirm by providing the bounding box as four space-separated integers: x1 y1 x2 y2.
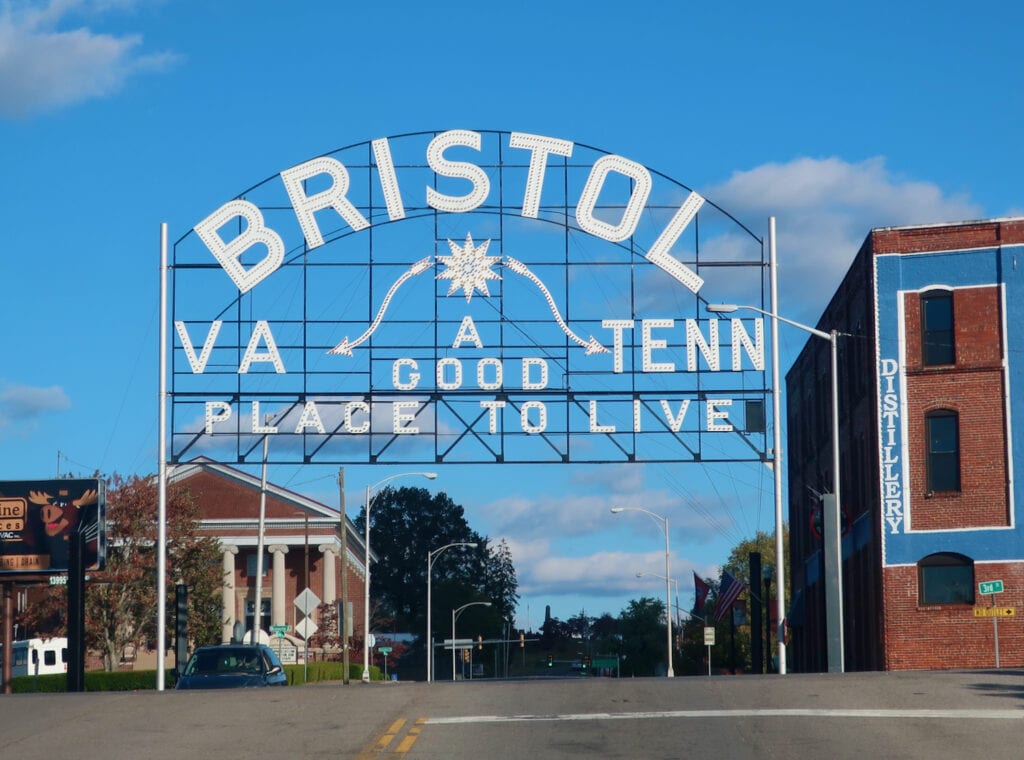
426 542 478 683
362 471 438 683
612 506 674 678
452 601 491 681
707 301 844 673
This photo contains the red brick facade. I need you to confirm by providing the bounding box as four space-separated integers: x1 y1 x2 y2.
884 563 1024 670
787 217 1024 672
871 219 1024 255
902 287 1009 530
169 459 367 653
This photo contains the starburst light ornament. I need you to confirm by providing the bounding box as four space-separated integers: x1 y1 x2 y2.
436 234 502 302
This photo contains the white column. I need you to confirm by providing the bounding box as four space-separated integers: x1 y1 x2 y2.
319 545 337 604
269 544 289 628
221 545 239 643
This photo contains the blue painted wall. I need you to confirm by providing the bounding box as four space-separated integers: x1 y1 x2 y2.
875 244 1024 565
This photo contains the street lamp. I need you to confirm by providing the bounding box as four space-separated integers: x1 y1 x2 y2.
612 507 674 678
707 301 844 673
452 601 491 681
636 572 680 629
426 542 478 683
362 471 438 683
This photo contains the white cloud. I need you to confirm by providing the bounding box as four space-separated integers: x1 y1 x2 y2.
705 156 984 323
505 537 716 602
480 476 718 543
0 1 178 119
0 383 71 433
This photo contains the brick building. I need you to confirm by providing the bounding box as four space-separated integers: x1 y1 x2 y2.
786 217 1024 671
168 458 367 658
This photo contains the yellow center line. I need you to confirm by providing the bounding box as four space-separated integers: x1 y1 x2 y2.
375 718 407 749
393 718 426 755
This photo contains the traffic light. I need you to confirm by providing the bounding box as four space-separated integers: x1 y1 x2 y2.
519 632 525 648
477 634 483 651
582 655 591 670
546 653 553 667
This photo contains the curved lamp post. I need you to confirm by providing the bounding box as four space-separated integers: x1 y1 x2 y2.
707 301 844 674
426 541 478 683
612 506 673 677
362 471 437 682
452 601 491 681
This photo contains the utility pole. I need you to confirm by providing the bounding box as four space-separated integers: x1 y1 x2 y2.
339 467 349 684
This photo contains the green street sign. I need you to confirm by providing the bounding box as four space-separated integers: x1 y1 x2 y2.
979 580 1004 595
270 624 290 636
379 646 392 654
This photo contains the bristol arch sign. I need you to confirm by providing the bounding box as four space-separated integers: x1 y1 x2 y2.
167 130 771 466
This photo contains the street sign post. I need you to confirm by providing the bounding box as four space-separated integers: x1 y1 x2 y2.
977 581 1010 669
979 580 1004 595
270 624 290 659
295 588 321 616
703 627 715 677
379 646 393 679
973 607 1015 618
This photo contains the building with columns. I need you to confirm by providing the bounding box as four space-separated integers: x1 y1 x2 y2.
167 458 367 654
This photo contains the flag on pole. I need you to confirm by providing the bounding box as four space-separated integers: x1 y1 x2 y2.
693 572 711 611
713 571 745 622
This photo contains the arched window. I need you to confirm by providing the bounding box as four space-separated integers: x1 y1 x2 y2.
920 290 954 366
926 410 960 493
918 552 974 605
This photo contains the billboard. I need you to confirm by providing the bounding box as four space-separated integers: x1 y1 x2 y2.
0 479 106 574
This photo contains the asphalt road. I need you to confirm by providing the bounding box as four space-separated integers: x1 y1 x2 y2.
1 670 1022 759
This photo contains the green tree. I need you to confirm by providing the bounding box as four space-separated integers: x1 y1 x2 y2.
617 597 666 677
566 609 593 639
688 525 790 674
358 486 518 641
591 613 618 638
722 528 790 598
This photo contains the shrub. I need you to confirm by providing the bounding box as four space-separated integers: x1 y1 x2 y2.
9 670 178 692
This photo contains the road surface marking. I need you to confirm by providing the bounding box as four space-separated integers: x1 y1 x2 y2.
426 708 1024 725
358 717 427 759
376 718 407 748
394 718 426 754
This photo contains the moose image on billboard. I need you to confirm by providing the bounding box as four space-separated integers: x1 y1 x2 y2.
0 479 105 575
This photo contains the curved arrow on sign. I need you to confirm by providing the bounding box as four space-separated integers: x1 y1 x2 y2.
328 256 434 356
504 256 609 355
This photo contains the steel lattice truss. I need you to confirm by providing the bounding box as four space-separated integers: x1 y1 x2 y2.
169 130 770 465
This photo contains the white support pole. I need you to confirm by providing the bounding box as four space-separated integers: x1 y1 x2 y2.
363 483 371 682
426 552 433 683
157 223 168 691
664 517 674 678
251 432 269 643
768 217 787 675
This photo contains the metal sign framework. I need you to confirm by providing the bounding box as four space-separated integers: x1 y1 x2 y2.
168 130 771 466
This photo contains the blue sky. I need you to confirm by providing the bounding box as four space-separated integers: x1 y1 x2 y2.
1 0 1021 628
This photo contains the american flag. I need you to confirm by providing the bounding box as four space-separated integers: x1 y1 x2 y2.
713 571 745 622
693 571 711 611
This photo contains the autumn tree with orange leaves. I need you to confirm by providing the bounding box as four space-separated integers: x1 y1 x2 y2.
18 474 223 671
